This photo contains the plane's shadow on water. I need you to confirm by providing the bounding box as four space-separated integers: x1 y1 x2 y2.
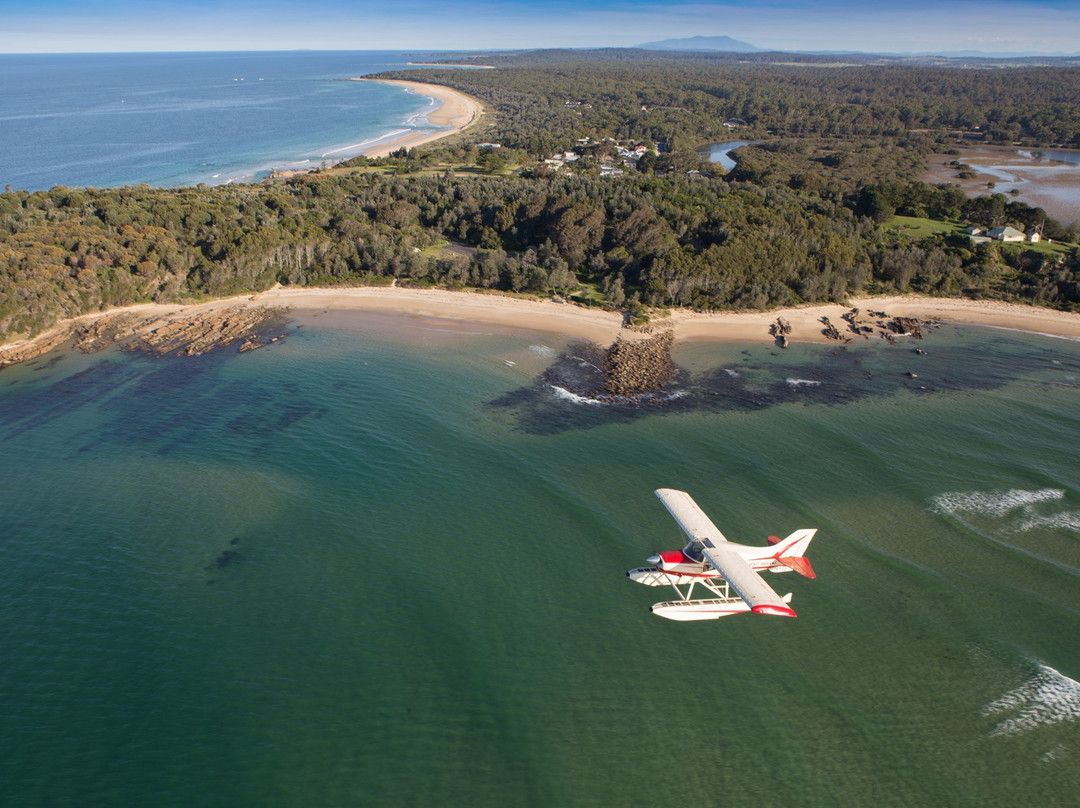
486 333 1080 435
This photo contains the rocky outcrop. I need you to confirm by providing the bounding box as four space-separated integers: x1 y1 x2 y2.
770 317 791 347
820 316 846 341
0 304 289 370
132 306 289 357
603 330 677 395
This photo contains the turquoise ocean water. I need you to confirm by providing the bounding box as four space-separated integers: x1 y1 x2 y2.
2 312 1080 806
0 52 443 191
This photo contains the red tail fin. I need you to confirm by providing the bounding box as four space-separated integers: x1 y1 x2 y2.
778 556 816 579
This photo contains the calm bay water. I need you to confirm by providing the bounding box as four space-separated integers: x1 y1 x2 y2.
2 313 1080 806
0 51 438 191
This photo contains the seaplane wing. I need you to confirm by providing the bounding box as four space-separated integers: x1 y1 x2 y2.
699 541 797 618
655 488 727 544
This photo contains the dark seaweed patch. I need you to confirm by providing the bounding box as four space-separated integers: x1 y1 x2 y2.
207 549 239 570
0 359 142 439
488 333 1078 435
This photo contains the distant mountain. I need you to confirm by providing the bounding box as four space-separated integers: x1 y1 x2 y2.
637 35 763 53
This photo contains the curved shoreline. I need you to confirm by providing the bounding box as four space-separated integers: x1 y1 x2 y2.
348 79 484 158
269 80 484 179
3 287 1080 369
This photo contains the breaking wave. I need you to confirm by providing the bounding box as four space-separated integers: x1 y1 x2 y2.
1016 510 1080 533
548 385 604 406
786 378 821 387
983 664 1080 737
547 385 688 407
1041 744 1067 762
930 488 1065 517
530 344 556 358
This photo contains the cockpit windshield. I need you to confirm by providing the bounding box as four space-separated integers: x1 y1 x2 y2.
683 539 704 561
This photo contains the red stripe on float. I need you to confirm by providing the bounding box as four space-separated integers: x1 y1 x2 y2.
752 604 797 618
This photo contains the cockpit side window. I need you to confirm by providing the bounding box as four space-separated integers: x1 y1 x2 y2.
683 539 704 561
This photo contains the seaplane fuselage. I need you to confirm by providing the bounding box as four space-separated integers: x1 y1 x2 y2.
629 489 818 620
627 542 812 587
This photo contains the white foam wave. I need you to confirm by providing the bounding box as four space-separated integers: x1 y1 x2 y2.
723 368 740 377
548 385 604 406
320 129 410 158
983 664 1080 737
1016 510 1080 533
982 325 1080 343
930 488 1065 517
530 344 556 358
1041 743 1067 762
786 378 821 387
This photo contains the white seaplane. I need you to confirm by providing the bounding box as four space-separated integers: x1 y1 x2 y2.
627 488 818 621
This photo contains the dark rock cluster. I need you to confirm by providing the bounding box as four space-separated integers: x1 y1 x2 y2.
603 330 677 395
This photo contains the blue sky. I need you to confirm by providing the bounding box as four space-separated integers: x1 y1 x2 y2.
1 0 1078 54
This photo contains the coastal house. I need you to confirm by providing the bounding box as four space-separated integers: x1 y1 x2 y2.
1027 230 1042 243
988 226 1025 242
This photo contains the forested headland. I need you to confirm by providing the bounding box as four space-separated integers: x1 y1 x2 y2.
3 50 1080 345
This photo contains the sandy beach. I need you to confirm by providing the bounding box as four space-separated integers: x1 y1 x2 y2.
5 286 1080 369
255 287 1080 344
349 79 484 158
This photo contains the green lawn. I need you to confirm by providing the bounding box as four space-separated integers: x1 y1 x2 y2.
889 215 1073 257
888 215 965 239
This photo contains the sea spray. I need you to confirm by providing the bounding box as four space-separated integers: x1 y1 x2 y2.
930 488 1066 517
983 664 1080 737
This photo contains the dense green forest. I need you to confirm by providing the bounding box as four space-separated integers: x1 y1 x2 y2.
3 171 1077 342
3 52 1080 344
377 52 1080 154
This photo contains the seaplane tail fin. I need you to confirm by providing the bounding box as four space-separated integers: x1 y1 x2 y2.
773 529 818 578
779 556 816 579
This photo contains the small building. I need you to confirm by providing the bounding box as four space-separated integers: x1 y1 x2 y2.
1028 230 1041 243
988 226 1025 242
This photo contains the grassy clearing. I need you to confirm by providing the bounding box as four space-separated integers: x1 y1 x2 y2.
889 215 1073 257
888 215 965 239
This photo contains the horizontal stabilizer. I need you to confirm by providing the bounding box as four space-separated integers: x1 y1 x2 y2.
779 555 816 579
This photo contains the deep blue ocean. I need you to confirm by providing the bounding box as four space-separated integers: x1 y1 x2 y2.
0 51 440 191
